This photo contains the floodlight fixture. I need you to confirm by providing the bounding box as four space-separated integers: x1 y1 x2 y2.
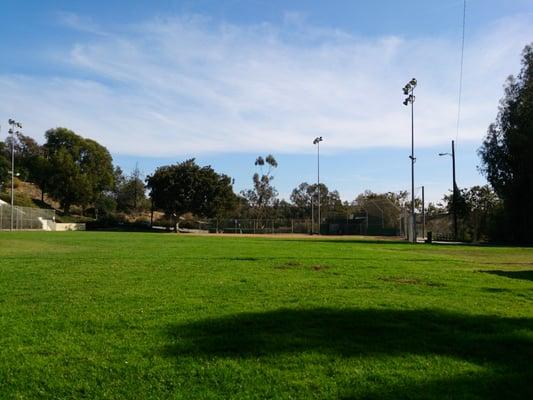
7 118 22 231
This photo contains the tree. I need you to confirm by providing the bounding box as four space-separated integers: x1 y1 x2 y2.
464 185 502 242
442 188 469 220
116 164 147 213
44 128 114 213
8 133 52 202
2 132 56 203
31 155 53 203
3 133 32 181
271 198 296 219
0 142 9 188
241 155 278 220
290 182 343 219
146 159 236 230
479 43 533 243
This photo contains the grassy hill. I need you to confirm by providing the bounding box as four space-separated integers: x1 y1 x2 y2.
0 179 59 209
0 179 95 223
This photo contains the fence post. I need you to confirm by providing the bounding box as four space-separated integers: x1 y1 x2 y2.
291 219 294 234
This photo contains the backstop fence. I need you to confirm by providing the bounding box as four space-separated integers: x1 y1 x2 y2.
0 202 55 230
184 217 404 236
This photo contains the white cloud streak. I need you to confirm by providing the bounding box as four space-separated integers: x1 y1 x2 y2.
1 14 532 157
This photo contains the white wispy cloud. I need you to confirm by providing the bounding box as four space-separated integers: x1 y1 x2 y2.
56 11 109 36
1 13 532 156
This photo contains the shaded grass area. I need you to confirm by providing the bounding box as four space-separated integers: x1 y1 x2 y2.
482 269 533 282
0 232 532 399
167 308 532 399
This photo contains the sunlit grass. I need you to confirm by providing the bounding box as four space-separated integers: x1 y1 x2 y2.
0 232 532 399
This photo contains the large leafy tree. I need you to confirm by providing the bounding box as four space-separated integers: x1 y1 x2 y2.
439 185 501 242
2 133 51 201
11 133 41 178
0 142 9 187
7 132 52 201
479 44 533 243
463 185 502 242
146 159 236 229
44 127 114 213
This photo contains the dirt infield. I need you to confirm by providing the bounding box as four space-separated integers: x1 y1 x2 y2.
178 232 405 241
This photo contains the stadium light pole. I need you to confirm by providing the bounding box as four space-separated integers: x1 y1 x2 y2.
439 140 458 241
403 78 417 243
313 136 323 235
8 119 22 231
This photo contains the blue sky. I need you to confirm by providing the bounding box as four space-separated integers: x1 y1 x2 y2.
1 1 532 203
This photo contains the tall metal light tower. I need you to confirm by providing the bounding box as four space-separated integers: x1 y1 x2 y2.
313 136 323 235
8 119 22 231
403 78 417 243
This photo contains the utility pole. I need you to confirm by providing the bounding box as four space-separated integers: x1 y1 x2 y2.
311 195 314 235
318 139 321 235
452 140 458 241
403 78 417 243
439 140 458 241
421 186 425 239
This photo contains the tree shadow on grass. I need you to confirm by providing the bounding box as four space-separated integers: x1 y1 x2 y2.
481 269 533 282
165 308 533 399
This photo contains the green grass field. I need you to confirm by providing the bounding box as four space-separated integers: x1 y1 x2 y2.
0 232 532 399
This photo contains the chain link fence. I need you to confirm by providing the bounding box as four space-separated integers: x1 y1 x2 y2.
183 217 403 236
0 202 55 230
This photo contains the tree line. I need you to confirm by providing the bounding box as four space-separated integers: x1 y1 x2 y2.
1 43 531 242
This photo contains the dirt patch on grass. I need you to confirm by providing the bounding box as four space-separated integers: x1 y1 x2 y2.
276 261 301 269
275 262 330 271
483 262 533 266
379 277 444 287
380 277 421 285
